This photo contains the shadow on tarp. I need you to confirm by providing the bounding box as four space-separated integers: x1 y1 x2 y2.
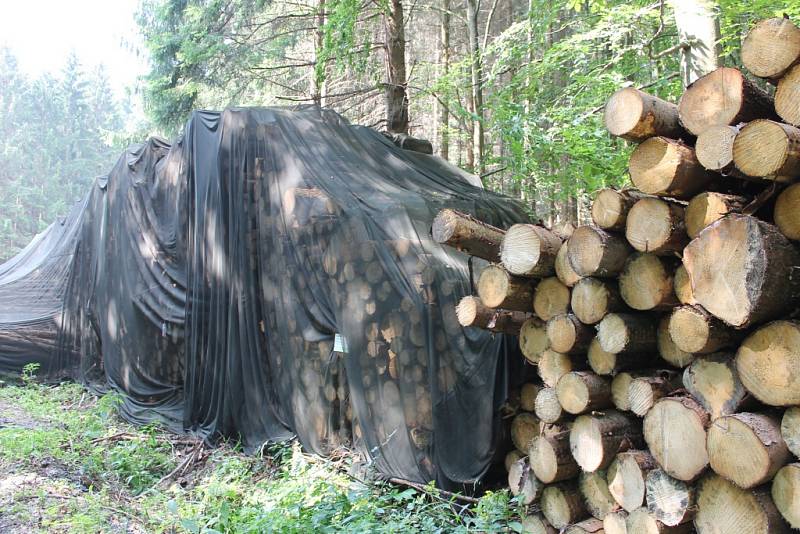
0 106 531 492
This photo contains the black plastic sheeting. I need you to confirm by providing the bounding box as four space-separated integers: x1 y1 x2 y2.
0 107 530 490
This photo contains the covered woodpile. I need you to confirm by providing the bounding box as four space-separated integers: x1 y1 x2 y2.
435 15 800 533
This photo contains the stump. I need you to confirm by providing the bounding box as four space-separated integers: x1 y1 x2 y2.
736 320 800 406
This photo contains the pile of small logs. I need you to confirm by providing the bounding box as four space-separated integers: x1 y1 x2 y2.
434 16 800 534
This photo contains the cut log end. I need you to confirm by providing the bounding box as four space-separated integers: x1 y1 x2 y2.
597 313 657 355
625 198 688 255
646 468 695 526
668 305 738 354
629 137 713 199
556 240 583 287
696 473 790 534
774 182 800 240
477 264 534 311
673 265 695 306
556 371 611 415
685 192 746 239
604 87 684 142
643 396 709 481
777 64 800 126
547 314 592 354
529 431 580 484
568 225 632 278
607 451 657 513
580 469 620 519
695 124 740 173
520 317 549 364
572 277 622 325
682 353 750 419
570 411 641 472
619 253 677 311
432 208 505 260
501 224 561 277
736 320 800 406
733 119 800 179
772 463 800 529
592 189 633 230
535 387 564 424
782 407 800 457
603 511 629 534
534 277 571 321
541 483 588 529
511 412 542 452
508 458 544 506
741 17 800 80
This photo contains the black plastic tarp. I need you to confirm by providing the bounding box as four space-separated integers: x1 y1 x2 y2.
0 107 529 489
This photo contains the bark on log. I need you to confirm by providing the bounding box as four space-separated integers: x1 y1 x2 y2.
657 315 695 368
736 320 800 406
732 119 800 179
571 277 626 325
541 481 589 529
511 411 543 452
580 469 620 520
628 372 680 417
592 189 644 231
547 314 593 354
772 463 800 529
741 17 800 80
556 240 584 287
432 208 505 261
597 313 658 354
535 387 566 424
782 407 800 457
619 254 679 311
556 371 612 415
678 67 777 136
538 349 588 388
629 137 716 199
455 295 530 334
520 317 549 364
604 87 687 143
477 264 535 311
643 396 710 481
625 199 689 256
534 277 571 321
774 182 800 240
707 412 791 488
529 427 581 484
682 353 752 419
508 457 544 505
667 305 741 354
501 224 562 277
776 64 800 126
564 518 606 534
685 192 747 239
626 507 692 533
695 473 791 533
683 215 800 328
607 450 659 512
570 410 643 472
645 468 695 526
588 337 653 376
568 226 633 278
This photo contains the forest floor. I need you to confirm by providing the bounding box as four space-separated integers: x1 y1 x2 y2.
0 374 515 533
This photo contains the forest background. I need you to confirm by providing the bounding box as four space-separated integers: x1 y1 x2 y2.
1 0 798 261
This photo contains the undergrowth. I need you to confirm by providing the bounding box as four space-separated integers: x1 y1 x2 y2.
0 372 522 533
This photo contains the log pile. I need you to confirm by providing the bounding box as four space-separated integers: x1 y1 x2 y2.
433 16 800 533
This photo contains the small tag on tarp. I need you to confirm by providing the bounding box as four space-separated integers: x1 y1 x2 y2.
333 333 349 353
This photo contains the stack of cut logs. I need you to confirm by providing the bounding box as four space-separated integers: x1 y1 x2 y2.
435 16 800 534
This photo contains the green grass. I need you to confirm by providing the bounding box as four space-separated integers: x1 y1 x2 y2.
0 373 523 533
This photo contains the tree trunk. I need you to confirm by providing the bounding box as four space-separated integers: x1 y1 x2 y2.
629 137 715 199
733 119 800 179
501 224 562 277
455 295 530 334
535 387 565 424
556 371 612 415
607 450 659 512
477 264 535 310
571 277 625 325
643 396 710 481
696 474 791 533
668 0 720 86
772 463 800 529
546 313 593 354
541 481 589 529
529 427 581 483
604 88 687 142
741 17 800 80
533 277 571 321
432 208 505 260
682 353 752 419
646 468 696 526
465 0 484 175
438 0 450 159
312 0 327 106
570 410 643 472
568 225 633 277
597 313 658 354
591 188 646 231
384 0 408 133
619 253 680 311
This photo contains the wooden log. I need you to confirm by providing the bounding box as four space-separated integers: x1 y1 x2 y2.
611 372 637 412
529 427 581 484
707 412 791 488
564 518 606 534
509 457 544 505
683 215 800 328
604 87 687 142
535 387 566 424
741 17 800 80
774 182 800 240
603 511 629 534
777 64 800 126
685 192 747 239
538 349 587 388
645 468 695 526
624 199 688 256
695 124 748 177
501 224 562 277
455 296 530 334
556 371 612 415
695 473 791 533
682 353 752 419
672 265 695 306
568 226 633 278
678 67 777 136
570 410 643 472
588 337 653 376
772 463 800 529
533 277 571 321
607 450 659 512
657 315 694 368
521 514 558 534
505 449 525 471
556 240 583 287
736 320 800 406
477 264 535 311
628 371 680 417
667 305 741 354
618 254 679 311
592 189 644 231
511 412 543 452
547 314 593 354
580 470 620 520
520 382 542 412
432 208 505 261
571 278 625 325
541 481 589 529
520 317 549 364
733 120 800 179
629 137 715 199
626 507 692 533
782 407 800 457
597 313 658 354
643 396 710 481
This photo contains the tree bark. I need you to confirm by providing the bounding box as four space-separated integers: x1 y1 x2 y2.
438 0 451 159
668 0 720 86
384 0 409 133
465 0 484 175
